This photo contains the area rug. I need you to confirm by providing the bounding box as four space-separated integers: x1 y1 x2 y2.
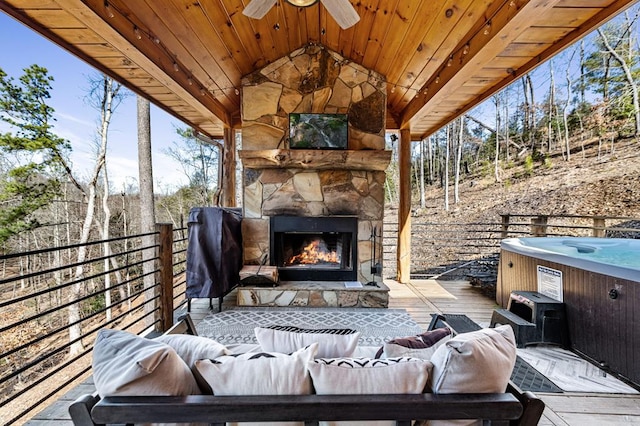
196 307 423 346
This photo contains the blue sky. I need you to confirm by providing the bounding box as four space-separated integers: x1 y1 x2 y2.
0 12 189 193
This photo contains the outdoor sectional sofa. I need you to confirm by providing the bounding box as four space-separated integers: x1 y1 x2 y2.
69 314 544 426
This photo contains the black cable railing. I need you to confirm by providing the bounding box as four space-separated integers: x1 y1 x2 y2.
0 225 187 426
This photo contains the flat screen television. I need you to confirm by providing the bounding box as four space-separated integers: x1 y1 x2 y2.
289 113 348 149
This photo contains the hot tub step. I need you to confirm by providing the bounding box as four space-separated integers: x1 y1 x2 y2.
490 308 537 348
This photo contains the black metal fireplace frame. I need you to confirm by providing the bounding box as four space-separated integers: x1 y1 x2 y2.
270 215 358 281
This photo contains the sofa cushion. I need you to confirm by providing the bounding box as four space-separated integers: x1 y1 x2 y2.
92 328 200 397
194 344 318 426
155 334 230 368
255 325 360 358
423 325 517 426
375 327 452 359
308 357 432 426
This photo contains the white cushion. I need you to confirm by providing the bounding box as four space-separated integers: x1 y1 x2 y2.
255 326 360 358
92 328 200 397
155 333 230 367
424 325 517 426
194 343 319 426
308 357 432 426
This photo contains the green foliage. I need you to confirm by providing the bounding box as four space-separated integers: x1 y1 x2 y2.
0 65 68 245
524 155 534 176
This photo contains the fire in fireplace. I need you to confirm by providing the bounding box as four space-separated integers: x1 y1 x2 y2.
270 216 357 281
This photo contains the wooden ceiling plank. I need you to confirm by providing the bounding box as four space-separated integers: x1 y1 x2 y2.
8 0 60 8
349 0 381 64
304 5 321 43
386 0 481 111
321 5 342 51
136 0 239 97
371 1 421 76
223 0 275 70
538 7 602 25
361 0 400 70
19 8 85 28
263 2 296 59
49 27 110 44
514 26 575 43
280 0 304 51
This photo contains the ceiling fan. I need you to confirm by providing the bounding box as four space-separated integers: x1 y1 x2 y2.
243 0 360 30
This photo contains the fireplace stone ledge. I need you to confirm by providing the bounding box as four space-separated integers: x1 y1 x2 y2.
237 281 389 308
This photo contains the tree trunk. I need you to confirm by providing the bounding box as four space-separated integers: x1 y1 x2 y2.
454 116 463 204
137 95 157 328
548 61 555 153
598 28 640 136
444 124 450 211
493 95 500 183
419 139 425 209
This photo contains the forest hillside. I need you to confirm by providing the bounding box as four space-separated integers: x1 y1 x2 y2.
415 135 639 223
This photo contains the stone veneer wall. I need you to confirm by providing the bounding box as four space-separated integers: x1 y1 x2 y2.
240 44 389 283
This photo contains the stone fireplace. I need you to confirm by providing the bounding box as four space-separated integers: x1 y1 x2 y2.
238 44 391 307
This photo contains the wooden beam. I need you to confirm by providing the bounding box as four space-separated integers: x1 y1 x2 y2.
396 128 412 284
52 0 232 128
400 0 562 127
221 127 236 207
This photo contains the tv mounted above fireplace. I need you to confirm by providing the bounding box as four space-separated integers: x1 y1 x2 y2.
289 113 348 149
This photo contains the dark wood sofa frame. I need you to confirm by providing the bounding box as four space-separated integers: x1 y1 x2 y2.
69 315 545 426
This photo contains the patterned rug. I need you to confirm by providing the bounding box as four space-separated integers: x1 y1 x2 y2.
196 307 423 346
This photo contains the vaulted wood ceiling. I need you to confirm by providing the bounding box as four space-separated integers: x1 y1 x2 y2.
1 0 637 141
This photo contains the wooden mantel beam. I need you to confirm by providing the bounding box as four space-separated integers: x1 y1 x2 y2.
238 149 393 171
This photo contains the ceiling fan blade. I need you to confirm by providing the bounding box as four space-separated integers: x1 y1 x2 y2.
243 0 277 19
320 0 360 29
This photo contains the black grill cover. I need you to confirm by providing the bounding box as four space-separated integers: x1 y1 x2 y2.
186 207 243 299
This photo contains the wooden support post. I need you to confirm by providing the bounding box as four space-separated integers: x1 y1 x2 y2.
156 223 174 332
593 217 606 237
530 216 548 236
501 214 510 239
397 128 412 283
221 127 236 207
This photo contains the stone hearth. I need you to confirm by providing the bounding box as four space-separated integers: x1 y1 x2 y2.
237 281 389 308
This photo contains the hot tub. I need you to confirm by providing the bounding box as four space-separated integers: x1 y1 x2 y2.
497 237 640 388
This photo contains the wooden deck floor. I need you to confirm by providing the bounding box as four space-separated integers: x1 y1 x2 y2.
27 279 640 425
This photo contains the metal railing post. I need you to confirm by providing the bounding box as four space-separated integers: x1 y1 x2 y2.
156 223 174 332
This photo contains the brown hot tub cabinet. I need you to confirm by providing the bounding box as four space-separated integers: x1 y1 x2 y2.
497 247 640 388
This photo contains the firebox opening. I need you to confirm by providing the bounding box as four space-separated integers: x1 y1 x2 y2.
280 232 349 269
270 215 358 281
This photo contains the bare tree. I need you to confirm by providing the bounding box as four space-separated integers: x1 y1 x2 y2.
137 95 157 328
598 27 640 136
454 116 463 203
68 75 123 355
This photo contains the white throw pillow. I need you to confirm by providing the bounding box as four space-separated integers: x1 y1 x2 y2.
255 326 360 358
308 357 432 426
92 328 200 397
194 343 319 426
424 325 517 426
155 333 230 367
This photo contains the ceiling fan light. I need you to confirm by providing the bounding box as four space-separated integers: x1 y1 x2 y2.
286 0 319 7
